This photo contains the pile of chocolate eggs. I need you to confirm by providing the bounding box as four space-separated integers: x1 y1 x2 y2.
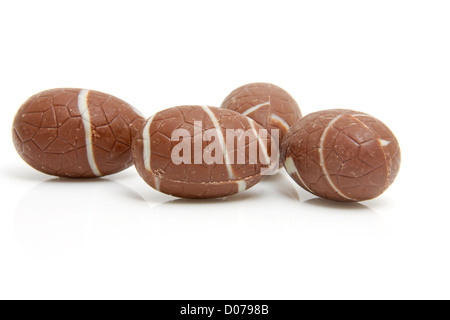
12 83 400 202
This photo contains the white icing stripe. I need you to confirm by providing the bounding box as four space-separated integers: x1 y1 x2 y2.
284 157 314 194
77 89 101 177
351 113 390 188
270 113 290 131
154 176 161 191
201 106 235 179
248 119 270 165
131 105 145 118
242 101 270 116
143 115 154 171
236 180 246 193
319 115 356 201
351 113 369 117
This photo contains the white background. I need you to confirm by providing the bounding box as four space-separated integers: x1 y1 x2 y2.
0 0 449 300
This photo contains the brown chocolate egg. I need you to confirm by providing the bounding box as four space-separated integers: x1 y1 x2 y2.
132 105 276 199
12 88 145 178
221 83 302 142
281 109 401 202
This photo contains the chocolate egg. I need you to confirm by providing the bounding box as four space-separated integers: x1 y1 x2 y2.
221 83 302 142
132 105 276 199
281 109 401 202
12 88 145 177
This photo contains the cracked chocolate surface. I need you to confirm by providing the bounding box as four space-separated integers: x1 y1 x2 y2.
281 109 401 202
132 105 274 199
221 83 302 141
12 88 145 177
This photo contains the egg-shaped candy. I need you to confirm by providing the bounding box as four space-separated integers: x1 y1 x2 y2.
281 109 401 202
12 88 145 177
132 105 276 199
221 82 302 142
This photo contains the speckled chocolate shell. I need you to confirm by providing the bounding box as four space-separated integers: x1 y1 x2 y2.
281 109 401 202
132 105 275 199
221 82 302 142
12 88 145 177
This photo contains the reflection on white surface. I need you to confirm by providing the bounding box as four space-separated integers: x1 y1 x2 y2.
13 171 386 259
14 178 150 258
